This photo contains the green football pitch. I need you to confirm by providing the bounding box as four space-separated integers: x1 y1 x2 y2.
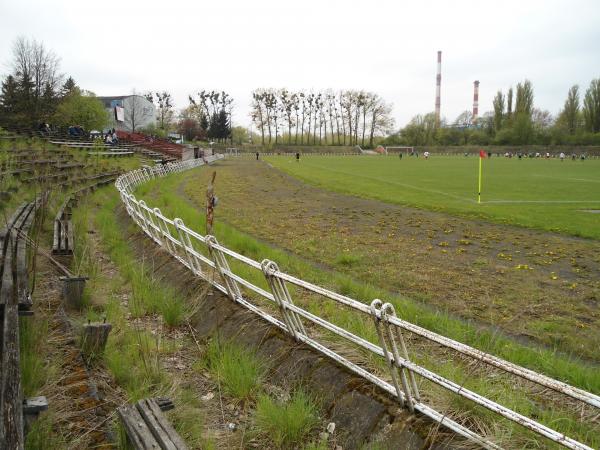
265 155 600 239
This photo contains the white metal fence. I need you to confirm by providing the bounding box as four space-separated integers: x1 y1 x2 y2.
115 156 598 450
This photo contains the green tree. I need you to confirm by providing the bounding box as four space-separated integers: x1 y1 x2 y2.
53 91 108 130
511 111 534 144
400 113 437 146
582 78 600 132
515 80 534 117
231 126 249 145
492 91 505 131
0 75 20 116
60 77 78 98
558 85 580 134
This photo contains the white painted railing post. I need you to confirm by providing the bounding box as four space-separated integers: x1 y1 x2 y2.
144 205 162 244
382 303 421 402
261 259 306 340
153 208 176 254
174 218 203 276
128 194 144 229
370 300 419 412
205 235 242 301
137 200 151 234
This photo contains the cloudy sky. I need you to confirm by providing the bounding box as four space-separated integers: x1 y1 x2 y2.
1 0 599 128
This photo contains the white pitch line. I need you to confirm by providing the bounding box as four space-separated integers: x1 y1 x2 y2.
532 174 600 184
483 200 600 204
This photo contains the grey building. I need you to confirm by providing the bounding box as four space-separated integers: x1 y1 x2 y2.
98 95 156 132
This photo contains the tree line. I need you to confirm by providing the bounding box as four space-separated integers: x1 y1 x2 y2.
386 78 600 147
250 89 394 148
0 37 108 131
175 90 233 142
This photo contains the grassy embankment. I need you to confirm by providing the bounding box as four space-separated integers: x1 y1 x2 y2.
134 168 599 448
266 155 600 239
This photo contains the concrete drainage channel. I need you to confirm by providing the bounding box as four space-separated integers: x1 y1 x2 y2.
122 210 456 449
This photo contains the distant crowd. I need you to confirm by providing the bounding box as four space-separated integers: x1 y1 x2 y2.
495 151 587 160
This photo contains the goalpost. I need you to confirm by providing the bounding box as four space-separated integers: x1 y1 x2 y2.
386 146 414 155
225 147 239 156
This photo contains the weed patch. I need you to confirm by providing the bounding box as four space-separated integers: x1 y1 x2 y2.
255 390 319 448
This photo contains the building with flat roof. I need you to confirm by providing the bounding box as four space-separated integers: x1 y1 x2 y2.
98 95 155 132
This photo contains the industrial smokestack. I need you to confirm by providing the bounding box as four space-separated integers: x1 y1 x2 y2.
473 80 480 123
435 51 442 126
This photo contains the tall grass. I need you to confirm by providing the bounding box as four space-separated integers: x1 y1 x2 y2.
19 317 50 397
72 188 211 447
91 190 187 327
255 390 319 448
203 338 265 400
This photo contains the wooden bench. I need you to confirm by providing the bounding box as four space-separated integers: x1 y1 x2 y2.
118 398 188 450
52 173 120 255
88 151 134 157
0 201 48 448
52 198 74 255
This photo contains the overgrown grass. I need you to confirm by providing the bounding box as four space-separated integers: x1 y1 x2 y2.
132 168 599 448
25 412 68 450
90 189 187 327
202 338 265 400
19 317 50 397
134 169 600 395
255 390 319 448
71 189 211 448
104 324 167 400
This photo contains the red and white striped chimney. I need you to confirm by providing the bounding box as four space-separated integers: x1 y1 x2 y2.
435 51 442 126
473 80 480 123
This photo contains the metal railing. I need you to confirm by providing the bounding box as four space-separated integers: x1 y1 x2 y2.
115 156 598 450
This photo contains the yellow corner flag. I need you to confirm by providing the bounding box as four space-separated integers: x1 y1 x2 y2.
478 150 486 204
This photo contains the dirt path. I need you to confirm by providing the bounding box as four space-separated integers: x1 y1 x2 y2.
29 247 121 449
176 159 600 362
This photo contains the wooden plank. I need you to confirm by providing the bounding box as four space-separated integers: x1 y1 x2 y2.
66 220 74 254
16 202 36 308
60 220 67 253
118 404 161 450
0 236 25 449
137 399 188 450
52 220 60 254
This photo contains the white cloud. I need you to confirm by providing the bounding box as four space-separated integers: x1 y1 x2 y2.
1 0 599 127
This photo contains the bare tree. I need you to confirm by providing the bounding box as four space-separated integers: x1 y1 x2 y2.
369 97 394 147
251 90 266 145
155 91 174 130
10 36 62 123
